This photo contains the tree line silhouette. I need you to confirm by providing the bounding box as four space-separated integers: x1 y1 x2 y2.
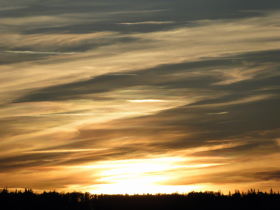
0 188 279 210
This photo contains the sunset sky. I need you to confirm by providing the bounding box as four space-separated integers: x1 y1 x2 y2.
0 0 280 194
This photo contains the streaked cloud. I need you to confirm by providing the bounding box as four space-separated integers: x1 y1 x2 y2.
119 21 174 25
3 50 76 55
0 0 279 194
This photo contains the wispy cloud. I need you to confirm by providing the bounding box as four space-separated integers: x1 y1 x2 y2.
119 21 174 25
3 50 76 55
0 1 279 193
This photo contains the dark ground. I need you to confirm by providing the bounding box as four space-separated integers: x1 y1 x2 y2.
0 188 279 210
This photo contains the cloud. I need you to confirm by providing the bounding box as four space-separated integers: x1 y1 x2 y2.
0 1 280 193
3 50 76 55
254 170 280 181
1 11 279 106
14 49 280 105
119 21 175 25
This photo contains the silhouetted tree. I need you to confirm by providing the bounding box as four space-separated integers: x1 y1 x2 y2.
0 188 279 210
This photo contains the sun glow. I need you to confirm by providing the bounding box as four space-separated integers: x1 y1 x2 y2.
73 157 207 194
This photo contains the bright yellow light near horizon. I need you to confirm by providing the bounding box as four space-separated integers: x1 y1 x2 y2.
72 156 211 194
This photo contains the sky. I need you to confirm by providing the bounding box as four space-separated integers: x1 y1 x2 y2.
0 0 280 194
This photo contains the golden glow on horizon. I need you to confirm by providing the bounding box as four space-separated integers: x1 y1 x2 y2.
66 156 226 194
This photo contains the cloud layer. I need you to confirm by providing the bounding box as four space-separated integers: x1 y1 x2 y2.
0 0 279 194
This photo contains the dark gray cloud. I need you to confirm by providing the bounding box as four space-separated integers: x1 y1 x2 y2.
1 0 279 65
165 169 280 185
15 49 280 102
0 52 52 65
254 170 280 181
0 152 67 172
2 0 280 29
